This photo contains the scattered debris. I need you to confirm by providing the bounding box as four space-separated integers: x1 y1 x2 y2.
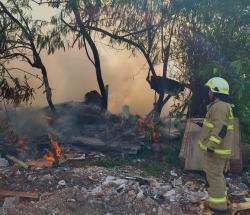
0 104 248 214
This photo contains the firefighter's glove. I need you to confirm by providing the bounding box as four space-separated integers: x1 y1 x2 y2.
207 147 214 156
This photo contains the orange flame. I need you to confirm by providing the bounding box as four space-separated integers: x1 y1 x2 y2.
52 140 61 158
43 133 61 162
43 150 55 162
137 117 161 142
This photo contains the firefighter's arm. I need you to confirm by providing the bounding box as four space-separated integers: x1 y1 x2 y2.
206 105 228 150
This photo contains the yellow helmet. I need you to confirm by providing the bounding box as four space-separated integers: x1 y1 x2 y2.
205 77 229 95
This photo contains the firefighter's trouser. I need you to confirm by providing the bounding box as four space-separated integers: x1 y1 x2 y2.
203 153 228 211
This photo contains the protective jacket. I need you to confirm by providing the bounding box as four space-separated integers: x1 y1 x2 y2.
198 99 234 158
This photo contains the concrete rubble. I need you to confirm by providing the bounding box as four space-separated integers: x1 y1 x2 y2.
0 158 8 168
0 157 249 215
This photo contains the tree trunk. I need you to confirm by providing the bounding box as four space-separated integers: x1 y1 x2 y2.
147 93 171 121
33 48 56 112
40 65 56 112
154 93 164 120
73 8 108 110
188 78 207 117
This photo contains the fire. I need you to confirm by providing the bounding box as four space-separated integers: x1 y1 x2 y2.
137 117 161 142
43 150 55 162
43 132 61 162
51 140 61 158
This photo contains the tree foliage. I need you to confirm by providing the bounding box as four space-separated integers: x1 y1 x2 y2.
0 0 56 110
175 0 250 142
0 0 249 143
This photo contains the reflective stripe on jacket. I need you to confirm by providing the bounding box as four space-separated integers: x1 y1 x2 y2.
198 100 234 157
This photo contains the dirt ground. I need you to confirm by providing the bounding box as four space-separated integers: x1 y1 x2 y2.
0 151 249 215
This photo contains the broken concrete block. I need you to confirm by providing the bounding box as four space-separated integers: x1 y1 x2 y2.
0 158 9 167
3 197 20 208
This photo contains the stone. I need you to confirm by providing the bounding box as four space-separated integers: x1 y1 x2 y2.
0 158 9 167
91 186 103 196
81 186 87 192
128 190 136 198
170 170 178 177
67 198 76 202
157 206 164 215
70 154 86 160
58 180 66 186
172 177 182 187
163 189 176 198
116 183 126 193
190 191 208 203
41 174 53 181
103 176 116 186
27 175 34 181
3 197 20 208
51 208 60 215
113 179 127 186
161 185 172 192
136 190 144 199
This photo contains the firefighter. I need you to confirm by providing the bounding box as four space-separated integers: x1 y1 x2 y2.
198 77 234 214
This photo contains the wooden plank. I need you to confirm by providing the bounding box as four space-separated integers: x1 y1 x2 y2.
6 155 29 169
25 160 53 168
231 202 250 215
0 190 39 199
230 118 242 172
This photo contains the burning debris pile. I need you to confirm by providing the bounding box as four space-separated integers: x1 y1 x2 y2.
0 103 249 214
0 99 184 169
0 102 151 168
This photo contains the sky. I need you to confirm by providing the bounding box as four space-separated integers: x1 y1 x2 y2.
9 2 171 116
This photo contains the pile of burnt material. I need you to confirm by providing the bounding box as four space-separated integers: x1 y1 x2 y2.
0 100 148 168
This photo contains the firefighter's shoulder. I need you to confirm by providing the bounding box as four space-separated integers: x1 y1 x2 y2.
210 100 230 114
